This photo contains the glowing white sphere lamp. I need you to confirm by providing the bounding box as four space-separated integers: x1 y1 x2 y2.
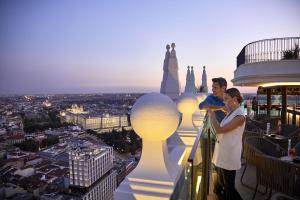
177 93 198 132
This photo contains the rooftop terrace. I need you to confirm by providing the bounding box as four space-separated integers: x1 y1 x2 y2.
115 37 300 200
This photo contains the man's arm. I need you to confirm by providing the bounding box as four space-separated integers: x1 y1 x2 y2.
200 102 227 113
199 96 226 112
207 105 227 112
199 97 210 109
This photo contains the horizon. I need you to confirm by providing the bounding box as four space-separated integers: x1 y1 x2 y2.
1 0 299 95
0 92 260 97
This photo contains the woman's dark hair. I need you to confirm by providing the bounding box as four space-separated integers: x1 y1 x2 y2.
225 88 243 104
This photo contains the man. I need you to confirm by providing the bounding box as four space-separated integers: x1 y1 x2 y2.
199 77 227 199
199 77 227 122
252 96 258 117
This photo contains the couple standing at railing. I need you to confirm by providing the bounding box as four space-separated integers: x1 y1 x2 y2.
199 77 245 200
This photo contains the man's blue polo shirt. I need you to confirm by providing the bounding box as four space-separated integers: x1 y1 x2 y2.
199 95 226 123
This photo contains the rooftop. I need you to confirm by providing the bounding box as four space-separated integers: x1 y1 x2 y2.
69 146 111 160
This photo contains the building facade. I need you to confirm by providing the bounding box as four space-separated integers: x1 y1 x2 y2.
69 146 116 200
63 113 130 131
82 171 116 200
69 146 114 187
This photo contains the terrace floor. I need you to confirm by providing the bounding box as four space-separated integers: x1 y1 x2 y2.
235 162 297 200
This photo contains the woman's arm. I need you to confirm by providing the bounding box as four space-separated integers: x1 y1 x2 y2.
208 109 245 134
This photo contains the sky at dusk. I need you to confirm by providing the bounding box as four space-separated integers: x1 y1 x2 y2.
0 0 299 94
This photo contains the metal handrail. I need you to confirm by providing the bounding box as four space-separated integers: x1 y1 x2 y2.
188 114 209 162
237 37 300 67
188 129 204 163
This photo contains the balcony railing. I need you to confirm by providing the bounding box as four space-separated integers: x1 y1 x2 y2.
237 37 300 67
257 105 300 127
171 117 215 200
114 93 213 200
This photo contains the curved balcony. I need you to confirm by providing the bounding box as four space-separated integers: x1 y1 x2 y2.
232 37 300 87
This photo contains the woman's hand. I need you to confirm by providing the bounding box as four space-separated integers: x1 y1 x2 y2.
221 106 228 113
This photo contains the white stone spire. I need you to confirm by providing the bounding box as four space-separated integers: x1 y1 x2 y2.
160 43 181 100
190 66 197 93
160 44 170 94
184 66 191 93
184 66 196 94
200 66 208 93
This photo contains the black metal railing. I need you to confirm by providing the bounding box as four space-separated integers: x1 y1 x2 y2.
257 105 300 127
237 37 300 67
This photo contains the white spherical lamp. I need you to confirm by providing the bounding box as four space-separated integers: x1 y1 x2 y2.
131 93 179 141
126 93 180 191
176 93 198 132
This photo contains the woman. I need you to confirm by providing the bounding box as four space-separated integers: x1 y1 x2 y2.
206 88 245 200
246 97 251 117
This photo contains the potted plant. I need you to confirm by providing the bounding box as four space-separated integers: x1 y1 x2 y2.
283 44 299 59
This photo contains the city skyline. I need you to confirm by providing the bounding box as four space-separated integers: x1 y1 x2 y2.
1 0 300 94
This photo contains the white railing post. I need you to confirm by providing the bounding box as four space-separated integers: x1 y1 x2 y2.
114 93 181 200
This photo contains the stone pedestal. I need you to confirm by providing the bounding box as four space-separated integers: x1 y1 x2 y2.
114 93 182 200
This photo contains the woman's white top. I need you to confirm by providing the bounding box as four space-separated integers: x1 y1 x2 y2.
212 107 245 170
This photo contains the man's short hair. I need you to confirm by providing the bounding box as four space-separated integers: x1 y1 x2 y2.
212 77 227 88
